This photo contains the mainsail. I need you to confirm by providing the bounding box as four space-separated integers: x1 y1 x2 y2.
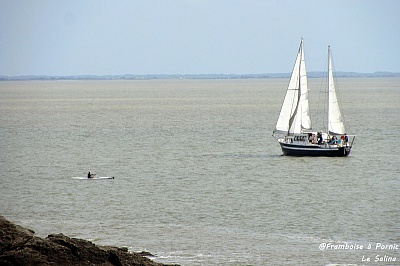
327 46 345 135
275 39 311 135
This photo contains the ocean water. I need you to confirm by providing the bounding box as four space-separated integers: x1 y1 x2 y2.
0 78 399 265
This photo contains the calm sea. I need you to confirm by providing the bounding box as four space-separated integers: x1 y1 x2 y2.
0 78 399 265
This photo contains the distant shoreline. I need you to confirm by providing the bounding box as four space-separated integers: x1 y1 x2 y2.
1 72 399 81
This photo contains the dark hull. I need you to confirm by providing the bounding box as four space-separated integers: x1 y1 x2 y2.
280 142 351 157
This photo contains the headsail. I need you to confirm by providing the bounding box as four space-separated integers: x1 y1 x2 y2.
275 39 311 135
327 46 345 135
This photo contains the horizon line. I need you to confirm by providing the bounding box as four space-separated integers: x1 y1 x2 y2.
1 71 400 81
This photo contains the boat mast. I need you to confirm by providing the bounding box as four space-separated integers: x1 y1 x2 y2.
327 45 330 135
298 39 303 130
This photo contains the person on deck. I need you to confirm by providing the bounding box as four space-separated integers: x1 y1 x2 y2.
329 136 337 144
88 171 92 179
317 132 323 145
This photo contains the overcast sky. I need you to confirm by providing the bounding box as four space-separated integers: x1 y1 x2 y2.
1 0 399 76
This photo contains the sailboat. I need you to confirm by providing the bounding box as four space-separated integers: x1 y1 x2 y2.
273 39 355 156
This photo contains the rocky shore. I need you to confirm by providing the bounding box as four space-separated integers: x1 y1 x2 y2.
0 216 178 266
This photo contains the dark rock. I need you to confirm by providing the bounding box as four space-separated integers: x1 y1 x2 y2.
0 215 179 266
137 251 156 257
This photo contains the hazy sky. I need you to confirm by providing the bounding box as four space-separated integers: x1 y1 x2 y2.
1 0 399 76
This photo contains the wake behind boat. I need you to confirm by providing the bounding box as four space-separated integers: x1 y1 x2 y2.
273 39 355 157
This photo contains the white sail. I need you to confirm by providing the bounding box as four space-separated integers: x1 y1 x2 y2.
327 46 345 135
275 39 311 135
299 45 311 131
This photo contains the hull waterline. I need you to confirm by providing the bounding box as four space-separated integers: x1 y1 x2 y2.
279 142 351 157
